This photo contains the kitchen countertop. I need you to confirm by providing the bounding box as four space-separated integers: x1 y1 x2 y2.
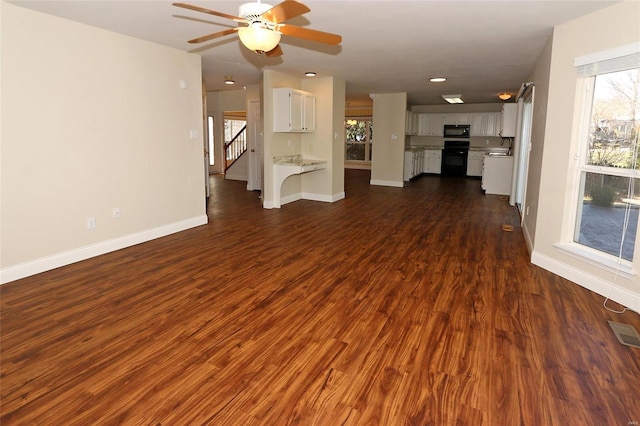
406 145 443 151
273 154 327 166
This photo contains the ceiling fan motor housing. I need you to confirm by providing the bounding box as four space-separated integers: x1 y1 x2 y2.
239 2 273 23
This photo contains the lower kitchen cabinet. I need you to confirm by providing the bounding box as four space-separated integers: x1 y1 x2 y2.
424 149 442 174
404 149 424 181
466 151 485 177
482 155 514 195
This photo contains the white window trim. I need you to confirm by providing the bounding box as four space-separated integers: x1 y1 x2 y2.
554 242 636 279
559 46 640 273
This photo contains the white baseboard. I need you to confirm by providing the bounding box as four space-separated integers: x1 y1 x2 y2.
370 179 404 188
263 191 346 209
0 215 209 285
531 250 640 314
280 192 302 206
224 173 248 181
302 191 345 203
522 220 534 254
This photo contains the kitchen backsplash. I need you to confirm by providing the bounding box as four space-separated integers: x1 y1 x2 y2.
407 135 510 149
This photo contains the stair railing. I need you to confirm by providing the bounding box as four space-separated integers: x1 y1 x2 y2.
224 124 247 172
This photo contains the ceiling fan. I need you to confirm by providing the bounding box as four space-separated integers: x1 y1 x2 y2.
173 0 342 57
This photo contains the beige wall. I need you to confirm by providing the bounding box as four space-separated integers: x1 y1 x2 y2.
1 3 206 282
301 77 346 201
530 1 640 309
262 69 345 208
371 93 407 187
521 36 553 250
411 103 503 113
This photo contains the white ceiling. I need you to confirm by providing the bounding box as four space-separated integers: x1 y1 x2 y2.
9 0 618 105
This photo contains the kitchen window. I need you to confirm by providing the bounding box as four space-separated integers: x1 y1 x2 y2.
570 49 640 267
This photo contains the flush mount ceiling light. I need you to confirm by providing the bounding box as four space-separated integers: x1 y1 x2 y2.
224 76 235 85
429 77 447 83
498 92 512 101
305 72 316 77
442 94 464 104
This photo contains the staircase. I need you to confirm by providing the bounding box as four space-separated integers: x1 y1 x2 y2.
224 124 247 173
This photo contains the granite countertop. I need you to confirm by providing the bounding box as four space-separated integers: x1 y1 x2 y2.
273 154 327 166
406 145 443 151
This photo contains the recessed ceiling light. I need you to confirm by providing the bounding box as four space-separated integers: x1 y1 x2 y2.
305 72 316 77
430 77 446 83
442 94 464 104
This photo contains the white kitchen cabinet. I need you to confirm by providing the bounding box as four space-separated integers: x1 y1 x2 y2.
466 150 485 177
424 149 442 174
443 113 471 125
456 113 471 126
416 113 445 136
443 113 457 125
405 111 417 135
500 103 517 137
273 88 315 132
404 151 413 181
470 112 500 137
404 149 424 181
482 155 514 195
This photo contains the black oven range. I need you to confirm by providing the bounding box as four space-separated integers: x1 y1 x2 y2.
441 140 470 177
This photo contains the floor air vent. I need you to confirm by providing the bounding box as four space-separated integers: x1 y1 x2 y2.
608 321 640 348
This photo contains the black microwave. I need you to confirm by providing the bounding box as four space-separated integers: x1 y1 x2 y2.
443 124 470 138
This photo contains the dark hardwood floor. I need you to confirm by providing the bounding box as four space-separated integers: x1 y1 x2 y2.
2 170 639 425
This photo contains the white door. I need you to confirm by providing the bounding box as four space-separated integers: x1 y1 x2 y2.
247 100 263 192
512 85 535 220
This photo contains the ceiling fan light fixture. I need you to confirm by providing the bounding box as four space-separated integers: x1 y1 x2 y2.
238 24 281 54
442 94 464 104
498 92 512 101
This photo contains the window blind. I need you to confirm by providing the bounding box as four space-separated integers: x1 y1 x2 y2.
575 42 640 76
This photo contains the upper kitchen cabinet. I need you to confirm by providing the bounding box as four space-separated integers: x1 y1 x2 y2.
416 113 444 136
273 88 316 132
470 112 501 137
443 113 471 125
500 103 517 137
405 111 417 135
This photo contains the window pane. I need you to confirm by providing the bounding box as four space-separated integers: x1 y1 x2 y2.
346 143 365 160
345 119 372 162
587 68 640 168
208 116 214 166
575 172 639 261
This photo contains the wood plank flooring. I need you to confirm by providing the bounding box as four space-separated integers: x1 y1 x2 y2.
2 170 639 425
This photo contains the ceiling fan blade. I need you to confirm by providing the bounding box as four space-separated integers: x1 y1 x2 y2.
279 25 342 45
265 44 283 57
261 0 310 24
172 3 241 21
188 28 237 44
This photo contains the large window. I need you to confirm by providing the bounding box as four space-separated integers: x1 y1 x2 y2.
573 65 640 262
345 118 373 162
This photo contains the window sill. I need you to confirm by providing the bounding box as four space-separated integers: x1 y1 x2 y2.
554 242 636 279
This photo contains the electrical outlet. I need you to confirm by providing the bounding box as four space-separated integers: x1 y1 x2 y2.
87 217 96 230
112 207 120 219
